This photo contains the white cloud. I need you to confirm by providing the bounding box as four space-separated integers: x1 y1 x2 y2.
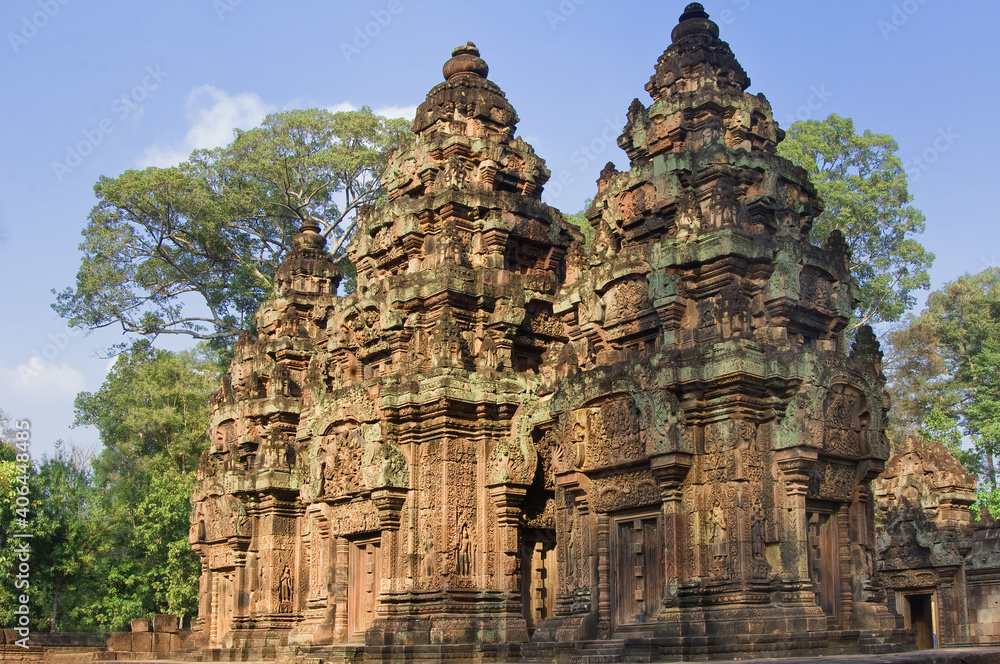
136 85 276 168
374 104 418 120
0 358 87 395
136 90 417 169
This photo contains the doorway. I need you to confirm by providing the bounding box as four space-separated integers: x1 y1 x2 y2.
611 513 664 629
348 537 382 640
905 593 935 649
807 509 841 624
521 530 557 632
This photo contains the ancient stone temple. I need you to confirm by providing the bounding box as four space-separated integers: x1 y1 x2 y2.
187 5 911 661
875 435 1000 649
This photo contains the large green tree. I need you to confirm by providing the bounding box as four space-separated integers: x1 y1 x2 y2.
54 107 411 347
778 114 934 329
885 268 1000 515
72 342 218 628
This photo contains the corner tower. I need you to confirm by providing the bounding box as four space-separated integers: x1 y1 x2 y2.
532 3 908 657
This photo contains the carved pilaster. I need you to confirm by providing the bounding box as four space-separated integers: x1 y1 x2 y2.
652 452 692 605
776 447 818 598
488 483 527 593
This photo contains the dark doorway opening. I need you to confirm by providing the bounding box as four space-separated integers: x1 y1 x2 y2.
906 593 934 649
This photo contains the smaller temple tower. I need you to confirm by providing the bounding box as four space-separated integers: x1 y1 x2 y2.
875 435 1000 648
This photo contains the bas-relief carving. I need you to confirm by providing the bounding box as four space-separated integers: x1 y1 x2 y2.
183 8 914 661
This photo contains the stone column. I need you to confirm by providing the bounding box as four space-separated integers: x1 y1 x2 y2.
373 488 408 595
775 447 818 606
488 483 527 593
333 536 350 641
596 513 611 639
652 452 692 606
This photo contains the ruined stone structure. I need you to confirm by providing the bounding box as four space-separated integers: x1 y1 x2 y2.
188 5 912 661
875 436 1000 649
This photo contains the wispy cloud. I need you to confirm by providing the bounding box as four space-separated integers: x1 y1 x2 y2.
137 88 418 169
136 85 275 168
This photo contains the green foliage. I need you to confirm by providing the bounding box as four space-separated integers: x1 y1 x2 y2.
778 114 934 329
74 340 218 479
564 199 594 251
886 268 1000 517
54 107 412 348
70 341 217 629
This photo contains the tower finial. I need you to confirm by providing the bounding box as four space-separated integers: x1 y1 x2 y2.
442 41 489 81
672 2 720 42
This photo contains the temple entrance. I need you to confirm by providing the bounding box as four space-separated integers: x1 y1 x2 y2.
611 513 664 628
904 593 935 649
214 572 234 645
520 529 557 632
348 537 382 640
807 508 841 625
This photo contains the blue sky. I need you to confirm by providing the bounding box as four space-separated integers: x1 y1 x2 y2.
1 0 997 460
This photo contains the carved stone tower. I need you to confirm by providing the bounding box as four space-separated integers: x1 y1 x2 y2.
188 7 912 662
533 4 903 653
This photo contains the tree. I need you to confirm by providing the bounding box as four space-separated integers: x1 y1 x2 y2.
28 444 102 633
778 114 934 329
885 268 1000 515
72 342 218 627
54 107 412 348
565 199 594 251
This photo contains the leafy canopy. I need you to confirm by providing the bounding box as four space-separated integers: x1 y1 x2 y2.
885 268 1000 516
778 114 934 329
54 107 411 348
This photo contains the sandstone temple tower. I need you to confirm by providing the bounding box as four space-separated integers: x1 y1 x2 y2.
188 5 910 661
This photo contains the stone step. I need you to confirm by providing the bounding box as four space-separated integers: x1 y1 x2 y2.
47 649 106 663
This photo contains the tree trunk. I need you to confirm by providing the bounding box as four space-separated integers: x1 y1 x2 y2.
49 581 58 633
987 451 997 488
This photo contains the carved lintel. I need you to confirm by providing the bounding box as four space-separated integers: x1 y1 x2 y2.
372 488 409 531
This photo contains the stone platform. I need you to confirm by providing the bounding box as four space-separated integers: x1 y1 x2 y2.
57 646 1000 664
